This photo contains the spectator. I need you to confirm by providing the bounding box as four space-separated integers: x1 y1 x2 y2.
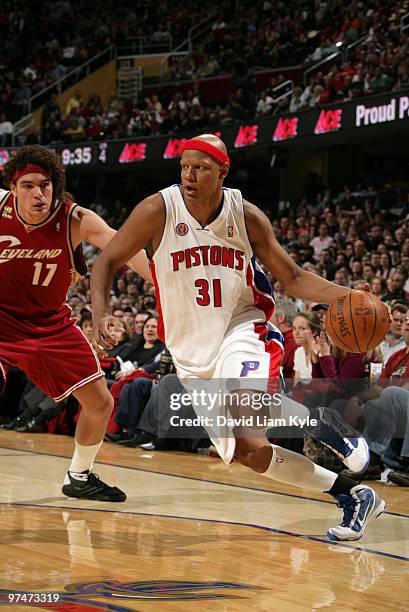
256 90 274 116
107 376 155 444
310 223 334 260
65 90 84 118
309 331 366 380
382 269 408 304
368 67 392 94
370 275 386 298
41 94 61 129
289 87 304 113
0 114 13 146
342 386 409 483
117 315 164 377
63 119 86 142
379 303 407 363
106 320 132 360
123 306 135 329
132 311 150 340
271 299 299 379
292 312 322 382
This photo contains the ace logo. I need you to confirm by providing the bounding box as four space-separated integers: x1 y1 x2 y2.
163 138 187 159
119 142 147 163
314 109 343 134
234 125 258 148
272 117 299 142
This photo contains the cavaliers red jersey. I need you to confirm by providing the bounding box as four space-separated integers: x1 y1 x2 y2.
0 190 85 319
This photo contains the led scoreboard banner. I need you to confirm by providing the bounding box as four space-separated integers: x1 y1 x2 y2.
60 143 108 165
1 88 409 171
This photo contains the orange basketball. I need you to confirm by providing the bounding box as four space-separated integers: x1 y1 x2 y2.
325 290 389 353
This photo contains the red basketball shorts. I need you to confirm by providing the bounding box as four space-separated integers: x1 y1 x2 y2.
0 308 104 403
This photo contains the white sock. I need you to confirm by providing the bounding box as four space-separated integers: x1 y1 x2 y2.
66 441 103 479
261 444 337 492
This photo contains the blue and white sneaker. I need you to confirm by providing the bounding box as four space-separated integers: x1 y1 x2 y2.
328 484 386 541
308 406 370 473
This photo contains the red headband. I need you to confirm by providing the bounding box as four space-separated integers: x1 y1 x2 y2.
181 139 230 165
12 164 52 182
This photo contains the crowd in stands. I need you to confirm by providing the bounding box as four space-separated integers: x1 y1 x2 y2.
1 0 409 144
2 180 409 484
166 0 409 114
169 0 408 80
0 0 222 123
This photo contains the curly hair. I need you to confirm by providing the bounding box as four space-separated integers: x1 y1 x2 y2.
3 145 72 205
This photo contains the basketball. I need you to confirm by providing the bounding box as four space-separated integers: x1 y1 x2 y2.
325 290 389 352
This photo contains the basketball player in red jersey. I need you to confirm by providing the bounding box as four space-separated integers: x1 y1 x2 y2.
0 145 150 502
90 135 385 540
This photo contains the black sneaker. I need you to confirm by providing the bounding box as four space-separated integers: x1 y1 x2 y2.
340 464 383 481
15 416 46 433
387 469 409 487
62 471 126 502
104 430 131 443
117 430 156 447
0 417 16 429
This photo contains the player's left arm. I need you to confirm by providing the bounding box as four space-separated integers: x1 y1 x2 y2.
244 200 352 304
72 206 152 281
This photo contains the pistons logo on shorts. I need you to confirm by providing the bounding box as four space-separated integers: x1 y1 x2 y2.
176 223 189 236
240 360 260 377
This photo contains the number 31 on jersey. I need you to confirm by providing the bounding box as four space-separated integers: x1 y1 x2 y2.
195 278 222 307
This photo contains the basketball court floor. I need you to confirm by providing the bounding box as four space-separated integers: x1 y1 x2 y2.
0 429 408 611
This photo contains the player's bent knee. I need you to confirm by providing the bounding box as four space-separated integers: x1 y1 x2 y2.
235 439 272 473
74 379 114 416
101 392 114 415
81 392 113 416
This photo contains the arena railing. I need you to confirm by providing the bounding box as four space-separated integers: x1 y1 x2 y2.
302 30 375 88
401 11 409 33
343 34 371 62
12 115 34 147
159 9 221 82
303 51 342 86
116 36 174 56
270 80 294 104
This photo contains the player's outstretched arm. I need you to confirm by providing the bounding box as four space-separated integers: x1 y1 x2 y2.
244 201 352 304
73 206 152 281
90 194 164 354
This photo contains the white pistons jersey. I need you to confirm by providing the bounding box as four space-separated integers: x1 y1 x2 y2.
150 185 275 377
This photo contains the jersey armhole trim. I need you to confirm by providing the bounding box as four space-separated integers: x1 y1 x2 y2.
0 190 11 215
67 203 86 278
241 196 256 258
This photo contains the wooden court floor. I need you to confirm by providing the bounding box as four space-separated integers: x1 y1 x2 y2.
0 430 408 611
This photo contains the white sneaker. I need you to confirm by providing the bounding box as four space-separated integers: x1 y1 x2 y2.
328 484 385 541
309 407 370 473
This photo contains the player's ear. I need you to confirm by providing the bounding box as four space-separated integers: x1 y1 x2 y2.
10 181 17 196
219 163 229 179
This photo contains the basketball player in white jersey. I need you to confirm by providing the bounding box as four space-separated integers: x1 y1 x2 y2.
90 134 385 540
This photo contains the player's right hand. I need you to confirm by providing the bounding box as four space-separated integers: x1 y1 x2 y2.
92 315 124 357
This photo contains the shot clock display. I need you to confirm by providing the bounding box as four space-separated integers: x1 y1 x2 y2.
61 146 93 165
